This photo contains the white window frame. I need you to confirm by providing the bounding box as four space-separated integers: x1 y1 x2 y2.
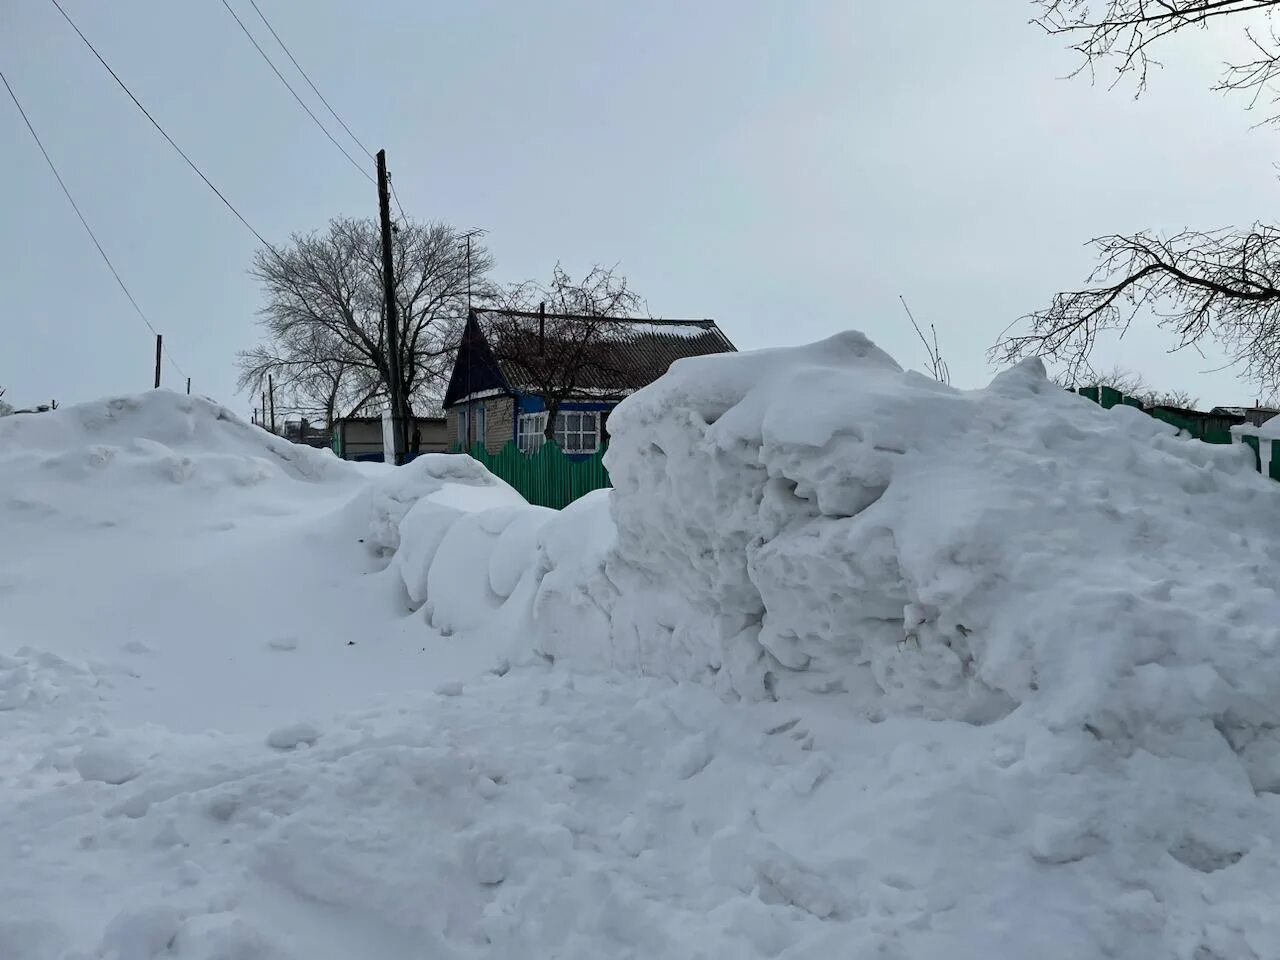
518 412 547 454
555 410 600 454
475 403 486 447
457 408 468 448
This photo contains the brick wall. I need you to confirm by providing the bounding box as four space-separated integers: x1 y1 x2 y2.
483 396 515 453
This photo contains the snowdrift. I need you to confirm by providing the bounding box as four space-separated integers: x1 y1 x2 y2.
371 331 1280 956
0 390 350 489
10 347 1280 956
381 331 1280 733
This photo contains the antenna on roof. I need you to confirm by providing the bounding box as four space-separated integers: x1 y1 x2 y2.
457 228 486 312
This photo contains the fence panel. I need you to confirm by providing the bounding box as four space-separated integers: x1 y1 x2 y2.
1242 435 1262 471
457 441 611 509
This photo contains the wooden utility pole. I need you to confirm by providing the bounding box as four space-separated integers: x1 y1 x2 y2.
153 334 162 389
376 148 405 465
261 391 267 430
186 377 191 395
267 374 277 434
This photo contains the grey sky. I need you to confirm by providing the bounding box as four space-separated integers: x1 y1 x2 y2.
3 1 1277 413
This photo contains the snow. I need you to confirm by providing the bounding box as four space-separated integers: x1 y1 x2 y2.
601 320 720 341
74 741 147 785
265 721 322 751
7 339 1280 958
1233 416 1280 441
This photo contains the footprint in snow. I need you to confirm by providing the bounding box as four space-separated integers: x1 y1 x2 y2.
265 722 321 751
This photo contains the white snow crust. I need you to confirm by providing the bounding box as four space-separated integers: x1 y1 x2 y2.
7 338 1280 958
362 331 1280 957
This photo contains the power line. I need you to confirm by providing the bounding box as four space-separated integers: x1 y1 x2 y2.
244 0 373 160
219 0 374 185
240 0 413 224
1 67 187 381
47 0 272 250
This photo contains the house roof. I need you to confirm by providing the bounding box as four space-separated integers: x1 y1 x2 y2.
1211 406 1280 418
333 412 446 424
444 310 735 406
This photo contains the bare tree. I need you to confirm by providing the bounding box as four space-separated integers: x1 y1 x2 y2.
237 330 380 433
485 265 644 443
997 227 1280 384
997 2 1280 388
0 387 12 418
238 217 493 424
1034 1 1280 110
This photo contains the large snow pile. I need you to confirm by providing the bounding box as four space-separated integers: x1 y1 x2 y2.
11 348 1280 957
0 390 350 488
601 333 1280 720
0 391 457 736
389 331 1280 732
372 331 1280 957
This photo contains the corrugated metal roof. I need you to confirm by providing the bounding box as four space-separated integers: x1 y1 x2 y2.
471 310 735 397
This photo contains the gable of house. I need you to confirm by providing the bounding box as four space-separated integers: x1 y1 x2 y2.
445 311 734 404
443 314 510 409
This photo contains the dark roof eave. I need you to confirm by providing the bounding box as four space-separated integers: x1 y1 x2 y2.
443 386 516 409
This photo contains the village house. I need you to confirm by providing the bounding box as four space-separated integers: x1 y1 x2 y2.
442 309 735 457
330 413 448 462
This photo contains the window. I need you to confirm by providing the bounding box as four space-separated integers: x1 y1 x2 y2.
518 412 547 454
517 410 600 454
457 408 467 448
475 404 486 447
555 410 599 454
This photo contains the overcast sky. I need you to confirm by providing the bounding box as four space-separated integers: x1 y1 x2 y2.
3 1 1278 413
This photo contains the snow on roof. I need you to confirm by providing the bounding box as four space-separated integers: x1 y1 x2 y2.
1233 416 1280 440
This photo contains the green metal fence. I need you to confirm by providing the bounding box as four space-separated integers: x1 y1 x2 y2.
456 441 611 509
1073 386 1278 479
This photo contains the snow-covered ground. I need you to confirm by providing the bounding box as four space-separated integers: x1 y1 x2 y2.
5 339 1280 959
